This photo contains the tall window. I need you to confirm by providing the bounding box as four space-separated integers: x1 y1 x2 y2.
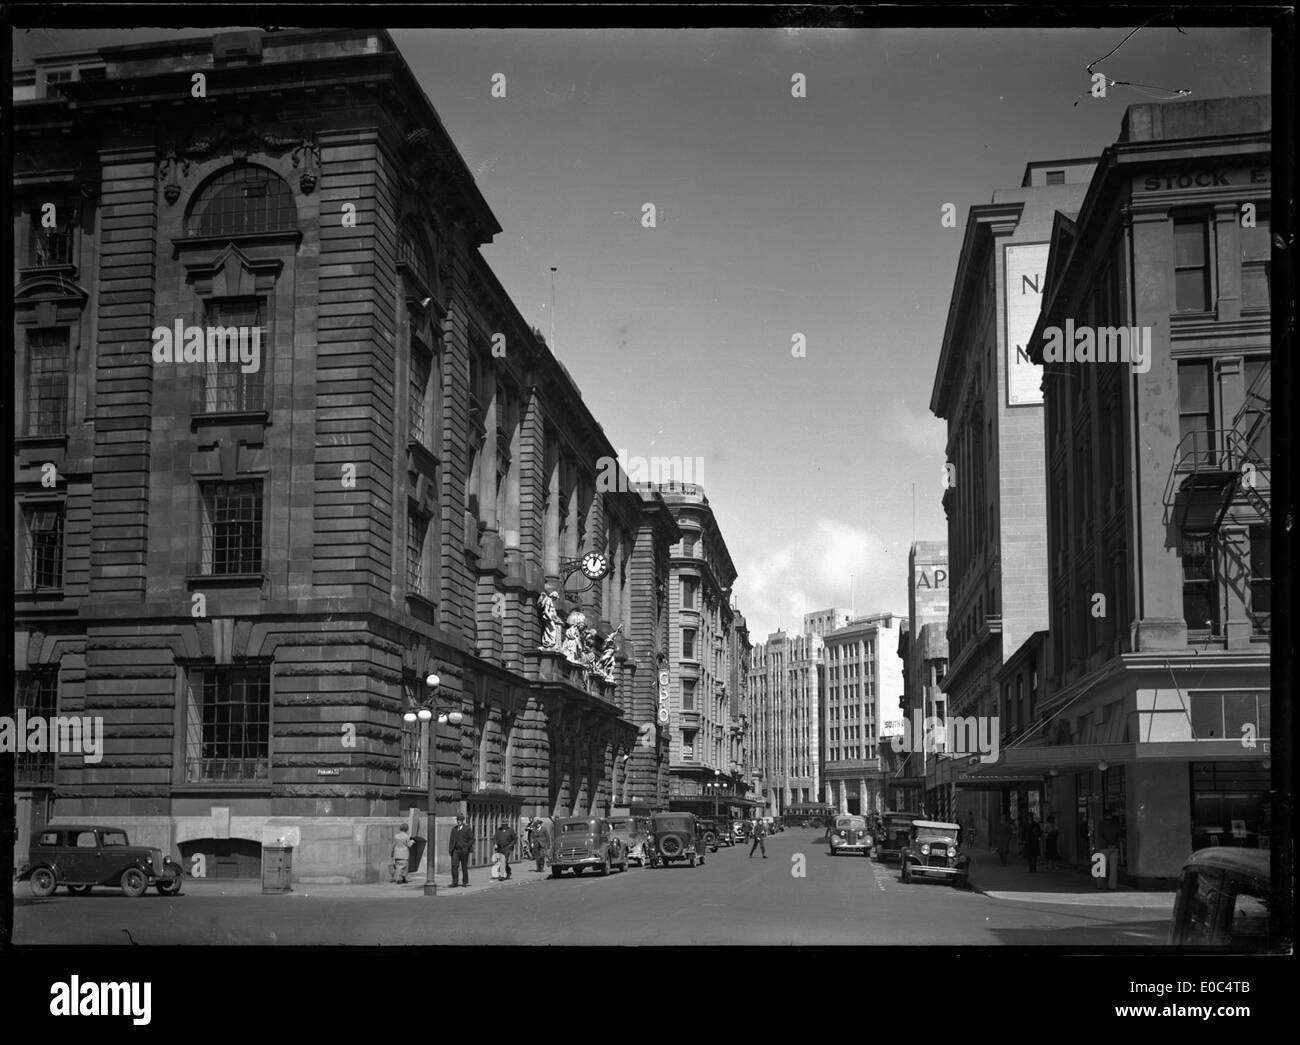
188 166 296 238
25 329 69 436
681 628 697 660
1173 217 1210 312
22 504 64 589
30 209 73 267
1182 534 1218 635
182 663 271 782
200 481 263 575
682 679 696 711
201 300 266 413
409 341 433 447
1177 361 1214 451
681 577 698 610
1241 358 1270 459
15 668 58 783
1241 213 1270 310
1249 526 1270 635
407 508 432 597
401 677 429 789
682 729 696 761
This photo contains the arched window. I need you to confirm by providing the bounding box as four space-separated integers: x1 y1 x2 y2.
187 165 296 237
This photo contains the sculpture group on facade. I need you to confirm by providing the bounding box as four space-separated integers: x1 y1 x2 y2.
537 588 622 684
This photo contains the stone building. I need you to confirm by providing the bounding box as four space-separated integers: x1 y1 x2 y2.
11 28 675 882
897 541 949 811
978 95 1272 883
927 157 1097 829
747 630 821 817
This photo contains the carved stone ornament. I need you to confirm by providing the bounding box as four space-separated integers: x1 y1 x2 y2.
158 120 320 204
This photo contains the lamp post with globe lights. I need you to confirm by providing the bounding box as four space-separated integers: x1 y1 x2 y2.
403 671 464 896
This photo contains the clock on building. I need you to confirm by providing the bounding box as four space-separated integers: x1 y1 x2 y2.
580 551 609 580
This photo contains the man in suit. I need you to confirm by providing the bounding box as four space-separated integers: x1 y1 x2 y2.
492 821 517 880
749 818 767 858
448 813 475 887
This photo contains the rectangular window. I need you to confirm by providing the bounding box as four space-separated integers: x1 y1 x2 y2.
22 504 65 589
25 329 69 435
1249 526 1270 635
1045 169 1065 185
682 628 696 660
682 730 696 761
30 212 73 267
1177 361 1214 452
401 678 429 789
1174 218 1210 312
182 663 271 782
1241 214 1270 310
681 577 698 610
407 508 430 596
15 668 58 783
200 481 263 575
682 679 696 711
409 341 432 447
200 300 266 413
1241 358 1270 460
1182 533 1219 635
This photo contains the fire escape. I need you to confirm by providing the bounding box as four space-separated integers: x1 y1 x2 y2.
1163 360 1270 632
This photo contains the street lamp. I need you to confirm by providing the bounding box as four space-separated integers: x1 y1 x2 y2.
404 671 464 896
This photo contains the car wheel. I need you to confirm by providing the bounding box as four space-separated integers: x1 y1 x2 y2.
550 867 563 879
68 884 94 896
600 857 611 877
156 876 183 896
30 868 57 897
572 866 584 877
120 868 148 898
902 861 912 884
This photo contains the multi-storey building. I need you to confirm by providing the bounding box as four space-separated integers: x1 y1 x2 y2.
728 605 754 794
928 157 1097 828
655 484 748 817
11 28 676 881
803 607 851 638
987 95 1272 882
747 630 821 817
820 612 904 815
898 542 950 811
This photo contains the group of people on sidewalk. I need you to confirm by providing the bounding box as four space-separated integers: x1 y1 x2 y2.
386 815 528 888
983 808 1123 888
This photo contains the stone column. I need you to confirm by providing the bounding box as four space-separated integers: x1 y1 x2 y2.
544 451 560 581
479 383 498 534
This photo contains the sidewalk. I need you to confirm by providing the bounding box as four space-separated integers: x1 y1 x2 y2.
182 862 556 899
966 849 1176 910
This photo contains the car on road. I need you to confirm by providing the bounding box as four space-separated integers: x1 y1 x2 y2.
17 825 185 898
605 815 653 866
698 818 722 852
650 812 702 868
900 820 970 888
875 811 919 862
828 814 872 857
730 819 751 844
549 817 628 877
1168 848 1271 947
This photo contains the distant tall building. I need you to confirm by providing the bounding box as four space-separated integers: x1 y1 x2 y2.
897 542 950 806
804 607 851 638
820 612 905 815
747 630 821 816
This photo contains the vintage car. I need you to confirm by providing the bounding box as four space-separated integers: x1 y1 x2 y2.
17 825 185 898
900 820 971 887
828 814 872 857
1168 848 1272 947
650 812 702 868
604 815 653 866
875 811 919 862
698 818 724 852
730 819 752 844
549 817 629 877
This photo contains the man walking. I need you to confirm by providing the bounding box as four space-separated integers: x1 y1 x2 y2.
390 823 413 883
493 820 517 880
749 818 767 858
448 813 475 888
527 818 549 872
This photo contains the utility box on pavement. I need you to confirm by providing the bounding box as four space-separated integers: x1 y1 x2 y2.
262 845 293 894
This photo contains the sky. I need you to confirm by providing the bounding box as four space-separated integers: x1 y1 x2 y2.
13 22 1272 641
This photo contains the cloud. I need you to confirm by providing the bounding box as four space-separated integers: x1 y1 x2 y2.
732 517 903 641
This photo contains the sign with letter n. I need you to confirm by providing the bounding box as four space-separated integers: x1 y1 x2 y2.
1004 242 1050 407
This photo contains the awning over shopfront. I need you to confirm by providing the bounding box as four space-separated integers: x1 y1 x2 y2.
960 739 1268 784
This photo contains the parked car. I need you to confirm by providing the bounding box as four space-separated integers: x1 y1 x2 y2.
761 816 779 835
1168 848 1271 947
828 814 872 857
650 812 702 868
900 820 971 888
698 818 722 853
875 811 919 862
605 815 653 866
730 819 752 844
549 817 628 877
16 825 185 898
